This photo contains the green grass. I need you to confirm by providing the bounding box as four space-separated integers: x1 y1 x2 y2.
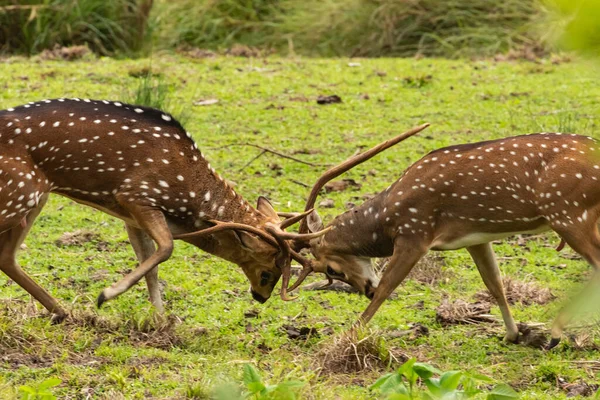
0 55 600 399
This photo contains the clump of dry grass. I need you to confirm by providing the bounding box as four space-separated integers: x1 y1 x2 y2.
474 277 556 306
318 327 405 375
435 299 494 326
376 254 447 286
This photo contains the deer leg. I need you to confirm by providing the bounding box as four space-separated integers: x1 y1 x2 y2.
467 243 519 343
97 206 173 307
546 224 600 349
0 195 66 321
359 237 427 325
125 223 164 312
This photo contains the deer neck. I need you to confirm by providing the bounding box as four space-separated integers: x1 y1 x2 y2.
323 195 393 258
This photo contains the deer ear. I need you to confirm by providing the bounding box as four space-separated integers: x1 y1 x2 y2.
307 210 324 233
234 230 265 251
257 196 279 221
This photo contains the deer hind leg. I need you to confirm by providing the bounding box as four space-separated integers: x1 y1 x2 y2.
467 243 519 343
0 194 66 321
97 205 173 308
546 222 600 349
125 223 164 313
359 236 428 325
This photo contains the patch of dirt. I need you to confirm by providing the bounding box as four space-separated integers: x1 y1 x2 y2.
178 47 216 59
55 230 99 246
436 299 494 326
281 324 319 340
318 328 406 375
39 45 92 61
324 178 361 193
225 44 263 58
319 199 335 208
492 44 548 62
474 277 556 306
316 95 342 105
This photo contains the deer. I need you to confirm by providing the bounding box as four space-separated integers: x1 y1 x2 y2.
0 98 428 323
286 131 600 350
0 98 346 322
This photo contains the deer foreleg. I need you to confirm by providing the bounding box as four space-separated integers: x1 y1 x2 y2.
467 243 519 343
0 195 65 321
358 237 427 325
98 207 173 307
126 224 164 313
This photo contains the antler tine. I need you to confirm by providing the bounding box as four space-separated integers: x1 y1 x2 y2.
264 225 296 301
287 262 314 292
173 220 278 248
278 208 314 230
277 211 300 219
272 226 332 241
298 123 430 234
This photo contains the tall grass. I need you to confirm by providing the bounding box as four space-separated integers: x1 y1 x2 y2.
151 0 282 50
123 69 191 125
0 0 153 55
1 0 546 58
154 0 544 57
279 0 542 57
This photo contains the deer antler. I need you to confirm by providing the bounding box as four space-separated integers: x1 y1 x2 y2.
286 123 431 291
173 220 319 300
297 123 430 236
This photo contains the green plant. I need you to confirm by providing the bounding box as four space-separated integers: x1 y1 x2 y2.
123 68 191 125
370 359 519 399
0 0 152 55
18 378 61 400
242 364 304 400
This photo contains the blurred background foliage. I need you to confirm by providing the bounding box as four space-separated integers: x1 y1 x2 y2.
0 0 595 58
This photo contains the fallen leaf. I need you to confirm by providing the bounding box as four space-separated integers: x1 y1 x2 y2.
193 98 219 106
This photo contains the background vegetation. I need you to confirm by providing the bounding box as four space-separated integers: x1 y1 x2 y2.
1 0 552 58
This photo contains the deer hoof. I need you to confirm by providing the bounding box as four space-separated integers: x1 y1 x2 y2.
545 337 561 350
504 333 519 344
50 312 67 324
97 291 107 308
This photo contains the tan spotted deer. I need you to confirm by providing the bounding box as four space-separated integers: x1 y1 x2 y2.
288 132 600 349
0 98 339 322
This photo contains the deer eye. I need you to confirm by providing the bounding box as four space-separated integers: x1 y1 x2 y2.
260 271 272 286
326 265 343 277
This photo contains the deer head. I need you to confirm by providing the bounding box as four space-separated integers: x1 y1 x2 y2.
175 196 323 303
285 123 431 295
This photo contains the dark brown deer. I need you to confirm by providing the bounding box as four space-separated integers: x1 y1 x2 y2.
288 132 600 349
0 98 331 321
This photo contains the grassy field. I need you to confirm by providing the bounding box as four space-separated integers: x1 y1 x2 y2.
0 54 599 399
